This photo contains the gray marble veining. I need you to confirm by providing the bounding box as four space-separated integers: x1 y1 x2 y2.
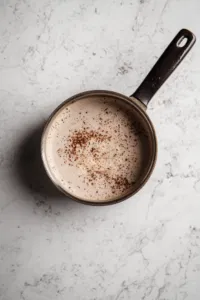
1 0 200 299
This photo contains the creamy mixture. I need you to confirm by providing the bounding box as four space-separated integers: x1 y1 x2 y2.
43 95 150 202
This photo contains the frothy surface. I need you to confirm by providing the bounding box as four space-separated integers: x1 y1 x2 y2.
43 95 151 202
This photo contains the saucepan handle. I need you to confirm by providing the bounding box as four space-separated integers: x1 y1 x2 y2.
131 29 196 106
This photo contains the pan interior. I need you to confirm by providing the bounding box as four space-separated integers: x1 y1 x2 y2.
42 94 154 203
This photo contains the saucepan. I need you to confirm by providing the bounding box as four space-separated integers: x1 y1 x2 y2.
41 29 196 205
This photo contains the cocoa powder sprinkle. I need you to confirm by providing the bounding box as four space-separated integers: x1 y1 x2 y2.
65 129 111 161
58 128 136 194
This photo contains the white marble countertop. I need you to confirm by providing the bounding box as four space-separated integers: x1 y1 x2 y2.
1 0 200 299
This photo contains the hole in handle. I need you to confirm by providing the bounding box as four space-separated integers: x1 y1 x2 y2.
177 36 188 48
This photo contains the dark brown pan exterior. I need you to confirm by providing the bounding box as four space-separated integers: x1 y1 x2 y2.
41 90 157 205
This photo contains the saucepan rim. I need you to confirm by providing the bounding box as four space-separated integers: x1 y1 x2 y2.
41 89 157 206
